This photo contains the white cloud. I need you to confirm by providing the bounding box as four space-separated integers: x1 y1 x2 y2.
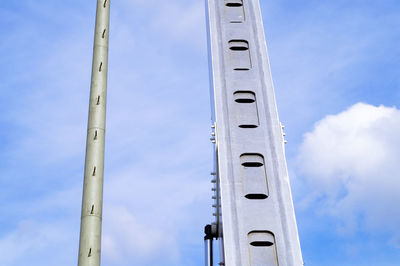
297 103 400 244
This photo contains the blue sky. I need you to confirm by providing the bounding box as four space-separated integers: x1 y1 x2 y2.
0 0 399 265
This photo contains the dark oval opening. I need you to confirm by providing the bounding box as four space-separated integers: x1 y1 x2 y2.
235 98 255 103
242 162 263 167
234 67 250 71
239 125 258 129
250 241 274 247
230 46 248 51
245 194 268 200
226 3 243 7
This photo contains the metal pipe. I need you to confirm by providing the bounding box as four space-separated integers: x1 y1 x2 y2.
204 224 215 266
205 237 213 266
78 1 110 265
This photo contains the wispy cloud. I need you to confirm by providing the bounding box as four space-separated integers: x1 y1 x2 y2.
0 0 211 265
1 0 400 265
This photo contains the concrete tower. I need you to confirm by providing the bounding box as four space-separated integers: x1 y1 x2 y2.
78 1 110 265
205 0 303 265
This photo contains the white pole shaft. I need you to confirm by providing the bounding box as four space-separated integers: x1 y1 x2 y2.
78 1 110 265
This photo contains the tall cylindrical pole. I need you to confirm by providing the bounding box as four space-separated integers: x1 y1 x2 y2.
78 1 110 265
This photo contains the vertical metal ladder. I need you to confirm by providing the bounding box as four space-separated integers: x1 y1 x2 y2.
204 0 303 265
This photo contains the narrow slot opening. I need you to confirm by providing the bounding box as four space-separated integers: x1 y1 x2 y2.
240 154 264 167
245 194 268 200
229 40 249 51
90 205 95 214
102 29 106 38
226 0 243 7
239 125 258 128
250 241 274 247
230 46 248 51
226 3 243 7
94 130 98 140
234 91 256 103
96 96 100 105
92 166 96 176
242 161 263 167
235 98 255 103
88 248 92 257
103 0 107 8
99 62 103 72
